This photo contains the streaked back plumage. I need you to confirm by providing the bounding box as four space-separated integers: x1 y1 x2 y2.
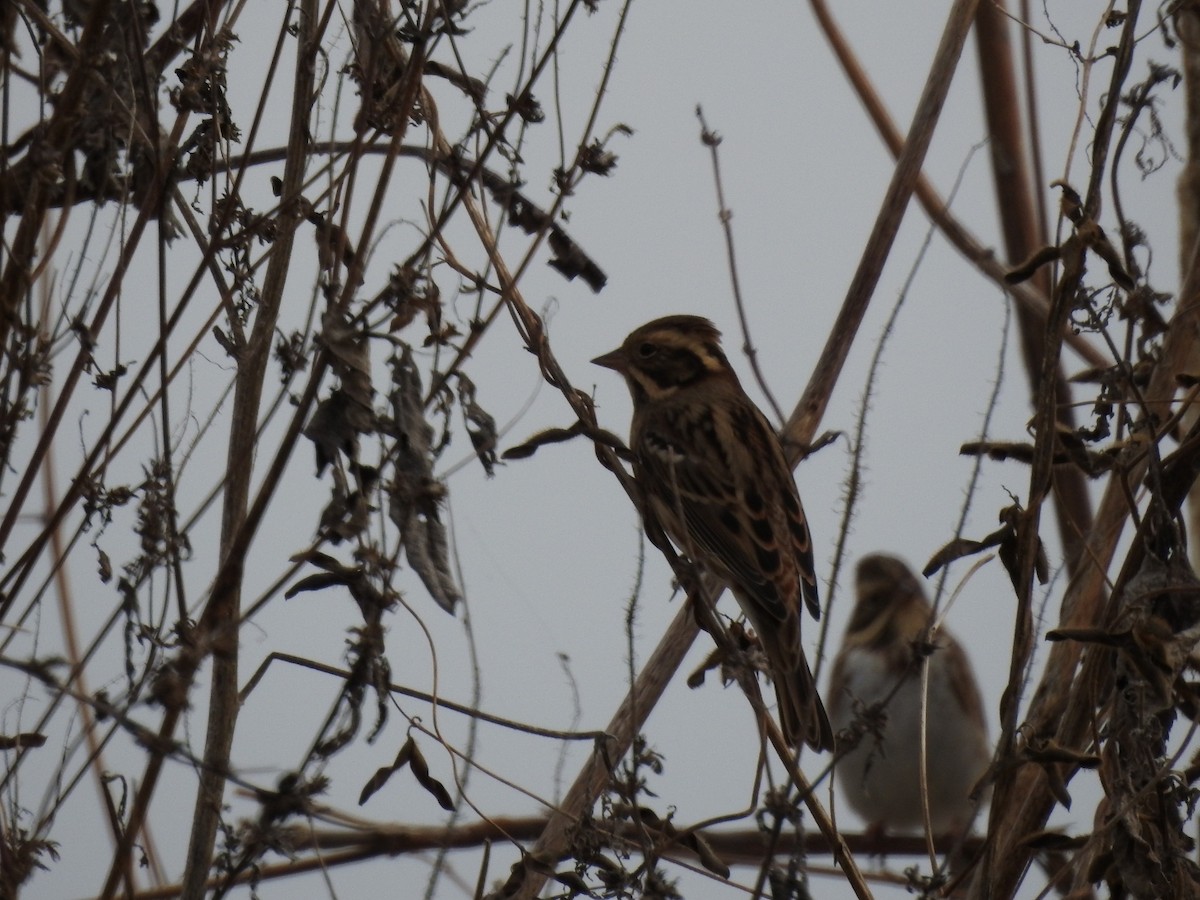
593 316 831 750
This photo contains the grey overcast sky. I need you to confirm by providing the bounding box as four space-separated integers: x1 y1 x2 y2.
3 1 1185 898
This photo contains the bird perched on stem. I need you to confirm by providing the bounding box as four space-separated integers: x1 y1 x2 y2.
829 553 991 835
592 315 832 751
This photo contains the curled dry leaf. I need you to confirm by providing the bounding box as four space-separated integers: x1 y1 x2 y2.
1113 544 1200 714
685 620 755 691
455 372 497 477
506 89 544 123
547 228 608 291
686 648 721 690
359 735 454 810
503 421 632 462
684 831 730 879
1020 830 1089 852
1005 244 1063 285
1022 737 1102 768
381 265 442 336
307 209 357 273
0 733 47 751
96 548 112 583
1083 525 1200 896
384 347 462 614
577 138 618 175
961 436 1117 476
359 736 414 805
504 423 585 460
479 170 607 292
551 870 592 893
1046 626 1132 648
304 309 374 475
407 738 455 811
304 394 360 476
924 503 1048 593
1005 180 1133 291
322 308 373 411
285 551 395 622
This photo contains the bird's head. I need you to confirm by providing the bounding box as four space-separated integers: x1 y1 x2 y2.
846 553 934 651
592 315 733 402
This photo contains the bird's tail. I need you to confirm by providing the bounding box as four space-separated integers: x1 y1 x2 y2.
776 654 834 752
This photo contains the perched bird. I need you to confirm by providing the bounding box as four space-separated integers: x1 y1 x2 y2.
592 315 832 751
829 553 991 835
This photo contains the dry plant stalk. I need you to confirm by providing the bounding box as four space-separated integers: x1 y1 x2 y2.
2 1 1200 899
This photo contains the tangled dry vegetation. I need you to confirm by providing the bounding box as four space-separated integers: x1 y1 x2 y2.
3 0 1200 898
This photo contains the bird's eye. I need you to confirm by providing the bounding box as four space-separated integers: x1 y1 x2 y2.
637 342 658 359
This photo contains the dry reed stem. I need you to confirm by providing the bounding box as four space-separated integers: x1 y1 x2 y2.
972 7 1187 895
807 0 1110 374
178 0 326 893
974 0 1095 573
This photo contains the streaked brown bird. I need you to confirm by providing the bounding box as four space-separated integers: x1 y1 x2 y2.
593 315 832 751
829 553 991 834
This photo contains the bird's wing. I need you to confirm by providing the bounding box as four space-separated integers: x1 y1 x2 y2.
636 398 816 626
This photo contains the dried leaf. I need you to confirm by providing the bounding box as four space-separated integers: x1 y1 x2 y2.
456 373 497 477
686 647 722 689
321 309 373 409
359 737 414 805
285 552 395 621
1052 180 1084 224
504 425 583 460
93 364 128 392
1082 220 1135 290
0 733 46 750
680 831 729 878
479 170 607 293
506 89 544 123
577 138 618 175
97 548 112 583
408 739 455 811
1021 830 1088 852
1023 738 1102 768
303 310 375 478
547 228 607 292
1044 765 1074 809
284 571 347 599
307 209 356 271
1005 244 1062 284
305 390 366 476
925 503 1048 593
960 441 1039 464
923 538 993 577
504 422 631 462
961 434 1116 477
384 347 461 614
1046 626 1131 648
551 871 591 893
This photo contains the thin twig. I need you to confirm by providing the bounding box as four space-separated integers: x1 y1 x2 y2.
695 105 786 425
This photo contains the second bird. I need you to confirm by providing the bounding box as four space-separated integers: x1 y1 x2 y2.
593 315 833 751
829 553 991 835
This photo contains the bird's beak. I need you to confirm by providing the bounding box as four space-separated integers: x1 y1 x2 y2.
591 348 626 372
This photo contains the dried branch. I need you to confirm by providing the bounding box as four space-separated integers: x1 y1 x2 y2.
975 0 1095 572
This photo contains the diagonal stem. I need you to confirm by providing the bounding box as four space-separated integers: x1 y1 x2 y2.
517 2 984 896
